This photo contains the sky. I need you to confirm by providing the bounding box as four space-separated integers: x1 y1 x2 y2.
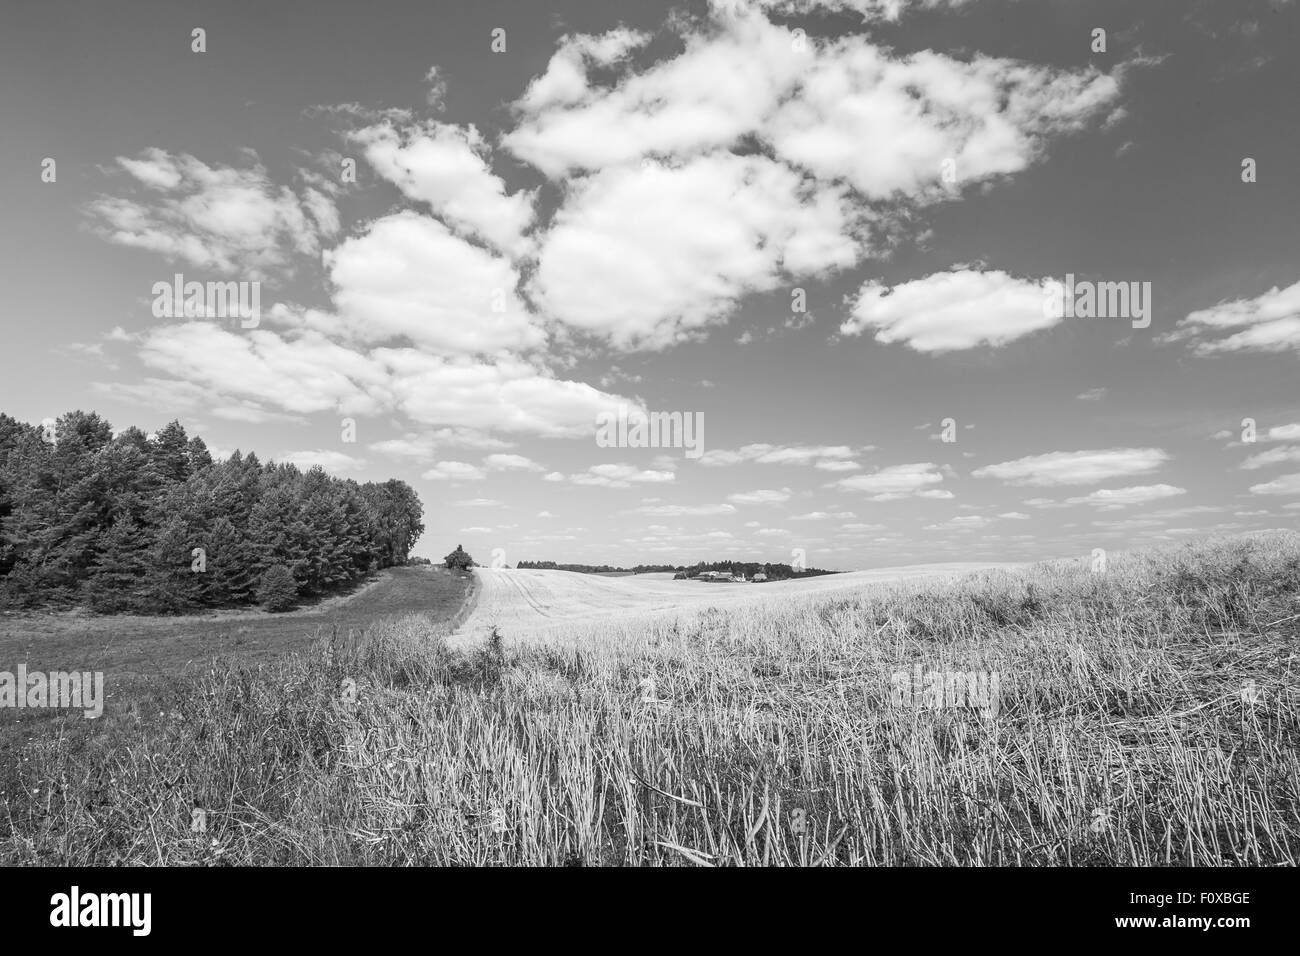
1 0 1297 569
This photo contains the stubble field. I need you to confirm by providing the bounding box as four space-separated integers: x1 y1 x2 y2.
3 534 1297 866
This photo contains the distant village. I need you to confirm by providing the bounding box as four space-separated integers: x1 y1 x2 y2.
686 569 764 583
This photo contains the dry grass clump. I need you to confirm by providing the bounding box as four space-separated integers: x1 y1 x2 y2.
3 532 1297 865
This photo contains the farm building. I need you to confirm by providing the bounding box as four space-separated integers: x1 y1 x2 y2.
752 572 767 582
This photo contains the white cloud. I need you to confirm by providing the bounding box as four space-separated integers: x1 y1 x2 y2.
764 45 1118 202
632 503 738 516
1263 424 1300 442
1062 484 1187 510
925 515 992 530
136 322 386 417
726 488 793 505
1166 279 1300 355
518 28 652 112
1241 445 1300 470
423 461 486 482
323 211 545 356
833 462 950 499
569 464 676 488
698 442 865 469
1249 473 1300 496
131 322 634 440
351 121 536 256
379 351 637 437
86 148 335 281
508 13 1117 192
842 270 1061 352
973 448 1169 486
529 155 858 349
371 428 512 462
484 453 545 472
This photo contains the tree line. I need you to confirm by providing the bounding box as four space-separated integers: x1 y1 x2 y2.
516 560 679 574
0 411 425 613
516 559 834 579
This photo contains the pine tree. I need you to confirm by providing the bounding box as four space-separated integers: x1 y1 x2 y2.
86 518 149 612
149 420 191 484
258 564 298 612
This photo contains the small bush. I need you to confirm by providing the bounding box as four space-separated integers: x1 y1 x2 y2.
444 544 474 571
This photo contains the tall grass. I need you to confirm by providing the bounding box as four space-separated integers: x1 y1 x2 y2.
3 532 1297 865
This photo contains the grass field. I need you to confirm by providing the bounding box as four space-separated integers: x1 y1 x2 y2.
0 566 472 724
2 533 1297 866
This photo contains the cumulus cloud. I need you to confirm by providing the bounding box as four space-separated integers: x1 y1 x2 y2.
322 211 545 356
380 350 639 437
529 154 859 349
1249 473 1300 496
1262 424 1300 442
371 429 513 462
1241 445 1300 470
632 503 739 516
698 443 865 469
726 488 793 504
925 515 992 530
833 462 950 500
508 13 1117 190
129 322 636 440
1165 278 1300 354
86 148 336 281
973 448 1169 486
569 464 676 488
484 453 545 472
1062 484 1187 510
518 28 652 112
423 461 487 481
842 270 1061 352
351 121 537 256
